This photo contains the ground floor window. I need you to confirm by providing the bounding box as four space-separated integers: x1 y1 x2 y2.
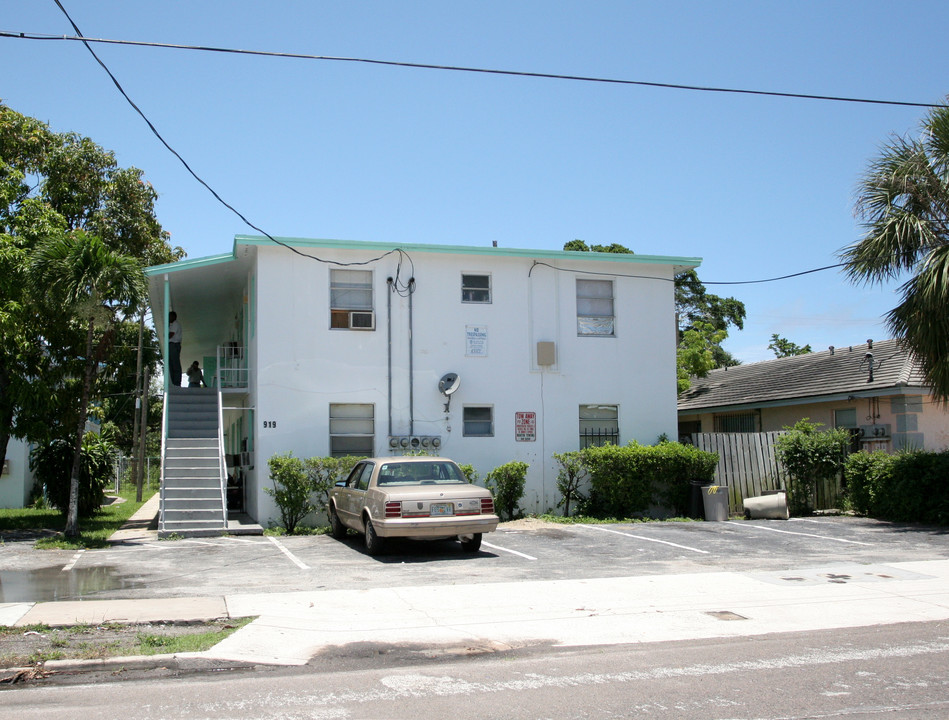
579 404 619 448
329 404 374 457
463 406 494 437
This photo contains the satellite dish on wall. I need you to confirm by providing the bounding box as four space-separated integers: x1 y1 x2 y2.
438 373 460 412
438 373 460 396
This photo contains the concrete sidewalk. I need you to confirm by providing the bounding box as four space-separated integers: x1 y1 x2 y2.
5 559 949 668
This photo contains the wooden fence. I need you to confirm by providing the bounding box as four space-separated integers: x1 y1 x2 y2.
689 432 844 514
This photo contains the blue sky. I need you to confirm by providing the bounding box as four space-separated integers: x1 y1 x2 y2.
2 1 947 363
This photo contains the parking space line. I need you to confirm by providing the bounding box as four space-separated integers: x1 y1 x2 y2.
267 535 311 569
481 541 537 560
61 549 84 571
726 521 873 546
220 536 267 544
578 525 710 554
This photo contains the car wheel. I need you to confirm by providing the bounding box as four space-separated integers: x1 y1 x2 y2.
329 504 347 539
459 533 482 552
364 518 386 555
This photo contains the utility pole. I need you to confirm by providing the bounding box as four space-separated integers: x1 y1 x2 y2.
136 365 149 502
130 312 145 496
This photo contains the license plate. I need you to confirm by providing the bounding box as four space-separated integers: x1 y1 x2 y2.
430 503 454 517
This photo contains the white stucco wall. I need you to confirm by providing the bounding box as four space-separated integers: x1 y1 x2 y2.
248 244 680 522
1 437 36 508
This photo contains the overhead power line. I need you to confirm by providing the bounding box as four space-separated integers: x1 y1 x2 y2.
23 5 926 290
45 0 415 286
2 29 945 109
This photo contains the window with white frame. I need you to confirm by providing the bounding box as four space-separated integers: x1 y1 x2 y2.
463 406 494 437
330 269 374 330
579 405 619 448
329 404 374 457
462 273 491 303
576 279 614 336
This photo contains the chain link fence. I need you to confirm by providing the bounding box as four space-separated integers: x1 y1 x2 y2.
112 454 161 495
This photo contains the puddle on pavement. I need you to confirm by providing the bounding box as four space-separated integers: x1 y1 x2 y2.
0 566 144 603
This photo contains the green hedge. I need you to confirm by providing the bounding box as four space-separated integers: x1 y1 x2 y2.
844 449 949 524
580 442 718 519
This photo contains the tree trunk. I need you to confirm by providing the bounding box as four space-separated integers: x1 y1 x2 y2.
64 319 96 538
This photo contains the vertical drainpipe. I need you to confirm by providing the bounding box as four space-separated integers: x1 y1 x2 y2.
409 278 416 436
387 277 394 438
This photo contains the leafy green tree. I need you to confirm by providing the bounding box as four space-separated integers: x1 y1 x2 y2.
29 231 147 537
676 320 726 393
840 101 949 402
31 432 116 518
768 334 812 358
0 101 182 505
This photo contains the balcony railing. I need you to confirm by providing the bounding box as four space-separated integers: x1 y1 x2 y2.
215 344 248 389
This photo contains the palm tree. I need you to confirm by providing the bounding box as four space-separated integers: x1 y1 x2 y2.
840 102 949 402
30 231 146 537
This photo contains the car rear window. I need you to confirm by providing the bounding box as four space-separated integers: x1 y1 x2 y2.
377 461 467 486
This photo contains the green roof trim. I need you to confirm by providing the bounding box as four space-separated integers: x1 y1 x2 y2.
145 252 237 276
145 236 701 274
233 235 701 267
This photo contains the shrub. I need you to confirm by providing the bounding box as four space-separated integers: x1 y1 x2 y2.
651 442 719 516
581 444 653 517
579 441 718 519
553 451 587 517
265 453 314 534
845 450 949 524
842 450 892 515
305 455 361 511
30 433 115 517
457 463 479 484
485 461 528 520
774 419 850 515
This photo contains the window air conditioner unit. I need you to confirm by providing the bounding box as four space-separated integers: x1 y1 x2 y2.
349 311 375 330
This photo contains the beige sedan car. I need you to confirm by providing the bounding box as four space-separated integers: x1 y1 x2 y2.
328 456 499 555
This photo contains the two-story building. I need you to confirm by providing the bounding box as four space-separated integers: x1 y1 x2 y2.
145 236 699 534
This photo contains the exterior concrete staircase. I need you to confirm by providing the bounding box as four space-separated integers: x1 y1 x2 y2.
159 387 227 538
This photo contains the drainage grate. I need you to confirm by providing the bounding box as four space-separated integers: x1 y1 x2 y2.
705 610 748 621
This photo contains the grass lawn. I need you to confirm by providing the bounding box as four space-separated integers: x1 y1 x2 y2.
0 485 156 549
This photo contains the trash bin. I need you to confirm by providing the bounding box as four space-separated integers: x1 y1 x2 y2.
690 479 713 519
702 485 729 521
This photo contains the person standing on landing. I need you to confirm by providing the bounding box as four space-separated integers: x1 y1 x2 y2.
168 311 182 386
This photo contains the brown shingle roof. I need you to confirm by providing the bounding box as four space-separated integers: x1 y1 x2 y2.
678 339 928 412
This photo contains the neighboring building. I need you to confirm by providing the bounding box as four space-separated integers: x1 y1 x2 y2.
0 436 37 509
678 339 949 452
146 236 699 533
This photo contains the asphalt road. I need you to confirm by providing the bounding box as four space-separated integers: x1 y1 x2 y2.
2 516 948 602
5 620 948 719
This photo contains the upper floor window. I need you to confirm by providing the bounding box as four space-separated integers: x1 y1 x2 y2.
330 269 374 330
577 279 614 336
462 273 491 303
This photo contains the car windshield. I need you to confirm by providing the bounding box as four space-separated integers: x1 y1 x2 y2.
377 461 467 486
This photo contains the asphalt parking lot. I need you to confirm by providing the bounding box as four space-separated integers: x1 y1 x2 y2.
2 516 949 603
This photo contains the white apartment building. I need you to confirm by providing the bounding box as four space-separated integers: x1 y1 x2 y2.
146 236 699 533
